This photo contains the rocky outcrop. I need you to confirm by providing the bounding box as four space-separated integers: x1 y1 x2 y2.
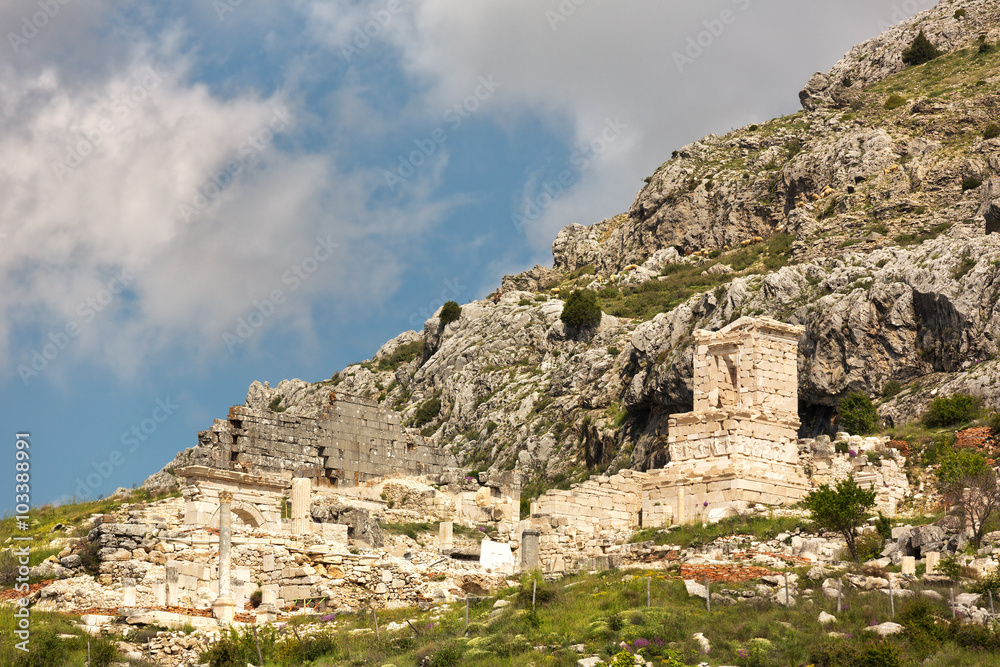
798 2 1000 111
147 0 1000 484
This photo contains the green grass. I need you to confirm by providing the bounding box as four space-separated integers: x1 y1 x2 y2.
592 234 795 321
191 569 1000 666
884 94 908 110
0 610 124 666
380 521 435 542
893 222 952 247
629 513 812 549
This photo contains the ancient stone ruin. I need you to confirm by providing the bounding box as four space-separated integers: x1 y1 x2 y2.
517 316 908 574
28 317 911 648
189 392 456 485
643 316 811 526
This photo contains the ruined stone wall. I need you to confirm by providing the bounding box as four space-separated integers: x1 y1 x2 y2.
192 392 457 486
530 472 646 531
802 434 910 515
99 530 437 610
692 316 801 414
518 470 646 573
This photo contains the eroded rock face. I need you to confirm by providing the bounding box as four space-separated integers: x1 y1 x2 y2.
146 0 1000 482
798 3 1000 112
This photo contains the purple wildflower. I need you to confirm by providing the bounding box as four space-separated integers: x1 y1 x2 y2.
703 501 709 507
633 638 650 649
322 613 337 622
848 449 857 457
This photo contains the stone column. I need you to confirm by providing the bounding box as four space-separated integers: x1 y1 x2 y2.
122 578 136 607
257 587 278 624
520 529 541 572
438 521 453 553
925 551 940 575
212 490 236 624
901 556 916 576
166 564 179 606
291 478 312 535
152 582 166 606
233 580 245 611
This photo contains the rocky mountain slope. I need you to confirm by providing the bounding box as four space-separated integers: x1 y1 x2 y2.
157 0 1000 497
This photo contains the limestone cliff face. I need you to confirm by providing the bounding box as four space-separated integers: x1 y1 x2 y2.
154 0 1000 487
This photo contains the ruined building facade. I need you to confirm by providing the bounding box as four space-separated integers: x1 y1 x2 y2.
188 392 457 485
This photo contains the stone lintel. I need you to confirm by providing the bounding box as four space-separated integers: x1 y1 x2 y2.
175 465 292 492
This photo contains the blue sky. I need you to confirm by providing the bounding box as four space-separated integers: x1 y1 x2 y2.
0 0 931 512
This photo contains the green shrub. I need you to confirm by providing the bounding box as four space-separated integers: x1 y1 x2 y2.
961 176 983 191
902 30 943 66
884 94 908 110
854 531 885 562
854 641 903 667
429 642 464 667
268 395 285 412
984 123 1000 140
413 396 442 426
439 300 461 325
923 393 979 427
881 380 903 399
834 441 849 455
201 627 277 667
954 9 967 19
560 289 602 330
377 339 424 371
838 391 879 435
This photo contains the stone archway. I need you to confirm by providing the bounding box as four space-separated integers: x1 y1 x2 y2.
209 499 273 531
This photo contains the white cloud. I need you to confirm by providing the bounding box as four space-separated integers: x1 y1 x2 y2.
0 41 453 380
361 0 926 255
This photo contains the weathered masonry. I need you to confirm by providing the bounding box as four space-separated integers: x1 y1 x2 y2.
643 316 810 526
192 392 457 486
519 317 813 572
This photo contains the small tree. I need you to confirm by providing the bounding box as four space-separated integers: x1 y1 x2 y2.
439 300 461 325
803 477 876 562
902 30 943 66
936 449 1000 548
560 289 602 330
923 393 980 428
838 391 879 435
